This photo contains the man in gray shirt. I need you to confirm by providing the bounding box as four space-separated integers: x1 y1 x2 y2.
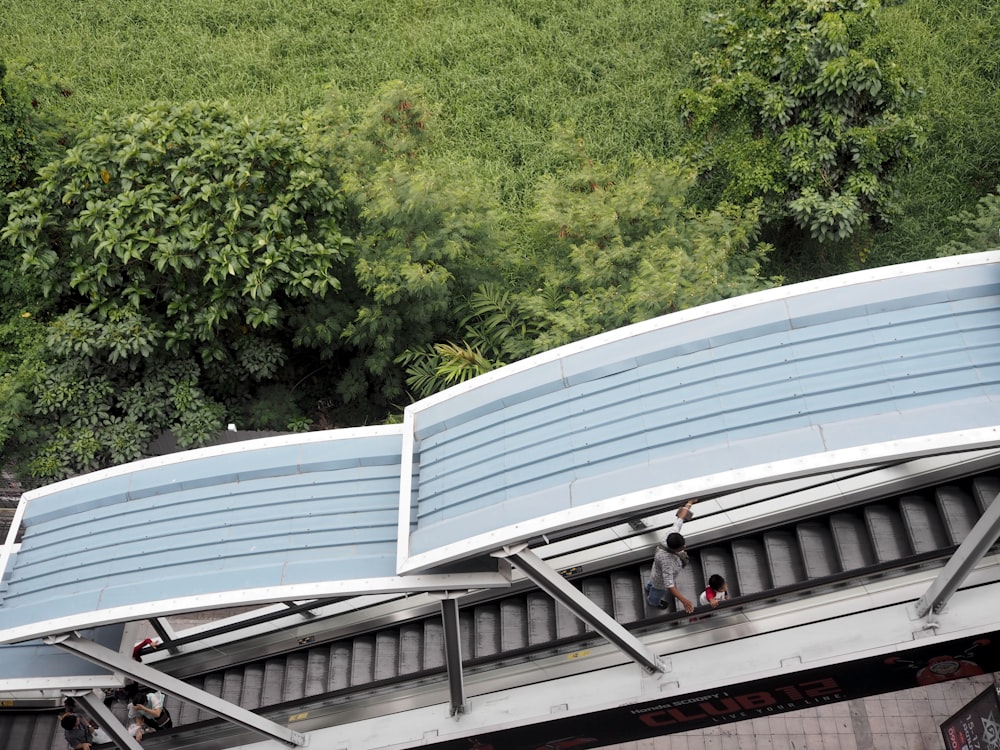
646 499 697 612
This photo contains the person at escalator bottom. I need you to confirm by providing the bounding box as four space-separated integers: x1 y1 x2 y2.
646 499 697 613
60 713 93 750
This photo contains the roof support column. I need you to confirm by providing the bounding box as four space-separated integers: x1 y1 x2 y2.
916 488 1000 618
45 632 308 746
440 595 466 715
499 545 665 673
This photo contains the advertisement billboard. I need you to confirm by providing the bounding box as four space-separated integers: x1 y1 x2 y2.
941 683 1000 750
425 631 1000 750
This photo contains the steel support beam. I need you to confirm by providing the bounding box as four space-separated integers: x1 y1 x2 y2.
440 596 466 715
71 689 144 750
147 618 178 655
916 489 1000 618
502 546 665 673
46 633 307 746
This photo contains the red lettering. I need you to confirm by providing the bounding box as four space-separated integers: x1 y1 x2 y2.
668 706 707 722
737 691 777 710
801 678 841 698
700 698 743 716
638 711 676 728
773 685 803 701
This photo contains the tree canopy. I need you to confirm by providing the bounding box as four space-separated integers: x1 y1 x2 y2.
0 0 997 482
679 0 923 243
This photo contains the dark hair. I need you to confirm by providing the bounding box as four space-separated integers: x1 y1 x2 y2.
63 697 76 710
709 574 726 590
666 532 685 551
60 714 78 730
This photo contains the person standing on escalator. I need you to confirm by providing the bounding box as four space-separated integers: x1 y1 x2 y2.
646 499 697 613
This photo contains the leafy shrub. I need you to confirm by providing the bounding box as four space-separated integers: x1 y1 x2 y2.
679 0 923 243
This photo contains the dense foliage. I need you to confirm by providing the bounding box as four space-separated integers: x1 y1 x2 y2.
400 132 778 397
679 0 922 244
0 0 997 481
0 89 501 479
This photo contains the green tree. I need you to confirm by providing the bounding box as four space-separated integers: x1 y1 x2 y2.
679 0 923 244
1 101 350 478
936 187 1000 258
0 60 38 198
299 83 504 409
1 88 505 478
399 129 779 398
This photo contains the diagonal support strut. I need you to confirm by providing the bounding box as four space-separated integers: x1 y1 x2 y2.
72 689 144 750
46 632 308 746
916 489 1000 619
440 596 466 715
500 546 665 673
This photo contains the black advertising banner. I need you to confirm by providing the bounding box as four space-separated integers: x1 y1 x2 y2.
941 684 1000 750
425 631 1000 750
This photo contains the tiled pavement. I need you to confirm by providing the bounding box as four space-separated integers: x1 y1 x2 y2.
600 674 996 750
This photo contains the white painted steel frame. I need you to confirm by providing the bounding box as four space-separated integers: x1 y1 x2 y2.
916 483 1000 617
221 559 1000 749
72 689 144 750
502 545 664 674
47 633 308 746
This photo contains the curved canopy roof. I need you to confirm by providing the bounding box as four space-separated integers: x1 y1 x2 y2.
1 252 998 648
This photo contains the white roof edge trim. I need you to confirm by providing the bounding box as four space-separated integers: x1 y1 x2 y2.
397 408 416 573
0 508 27 585
0 676 116 692
21 423 406 502
397 426 1000 574
0 570 512 645
406 251 1000 413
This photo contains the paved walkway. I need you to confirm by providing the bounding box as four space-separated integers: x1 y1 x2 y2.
602 673 995 750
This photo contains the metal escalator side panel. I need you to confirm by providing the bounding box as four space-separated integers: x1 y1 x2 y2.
200 671 225 723
304 647 330 695
899 495 949 553
176 676 205 725
473 605 501 659
730 538 773 595
327 644 352 691
374 631 401 682
500 598 529 652
221 666 245 706
421 617 445 671
580 577 614 618
348 638 374 687
830 513 876 571
609 569 644 624
763 530 808 587
398 623 425 676
526 593 556 645
936 485 981 544
863 504 912 563
796 522 840 579
260 658 286 708
282 652 309 702
972 476 1000 515
554 599 586 638
239 664 265 711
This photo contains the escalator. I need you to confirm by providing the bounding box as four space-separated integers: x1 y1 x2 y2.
3 470 998 749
